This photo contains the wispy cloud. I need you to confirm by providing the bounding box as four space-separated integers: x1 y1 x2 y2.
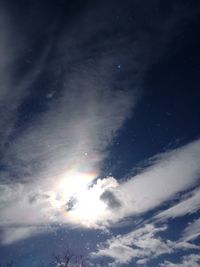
0 5 138 242
92 224 200 266
89 139 200 265
160 254 200 267
1 136 200 244
97 139 200 225
181 218 200 242
156 188 200 221
1 226 51 245
0 6 51 153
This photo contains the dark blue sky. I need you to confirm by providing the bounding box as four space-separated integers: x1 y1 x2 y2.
0 1 200 266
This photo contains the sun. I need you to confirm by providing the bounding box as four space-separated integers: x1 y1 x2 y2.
66 181 108 227
50 169 110 227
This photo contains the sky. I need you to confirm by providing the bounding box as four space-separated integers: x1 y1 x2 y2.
0 0 200 266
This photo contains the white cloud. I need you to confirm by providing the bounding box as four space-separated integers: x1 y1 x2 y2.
1 139 200 244
1 226 50 245
160 254 200 267
0 5 51 153
0 13 138 239
155 188 200 221
92 224 200 266
181 218 200 242
96 139 200 225
0 66 137 242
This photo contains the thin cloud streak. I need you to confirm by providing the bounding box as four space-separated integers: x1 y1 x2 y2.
181 218 200 242
155 188 200 221
0 6 52 154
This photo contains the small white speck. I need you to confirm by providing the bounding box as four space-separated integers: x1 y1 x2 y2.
46 91 56 99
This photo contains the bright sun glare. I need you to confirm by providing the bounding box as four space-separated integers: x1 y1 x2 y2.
50 170 111 227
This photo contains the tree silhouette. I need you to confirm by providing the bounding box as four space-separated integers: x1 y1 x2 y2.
0 251 101 266
50 251 85 267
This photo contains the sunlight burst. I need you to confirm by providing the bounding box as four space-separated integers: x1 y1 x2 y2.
50 169 117 227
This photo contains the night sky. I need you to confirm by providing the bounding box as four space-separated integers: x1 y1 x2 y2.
0 1 200 266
